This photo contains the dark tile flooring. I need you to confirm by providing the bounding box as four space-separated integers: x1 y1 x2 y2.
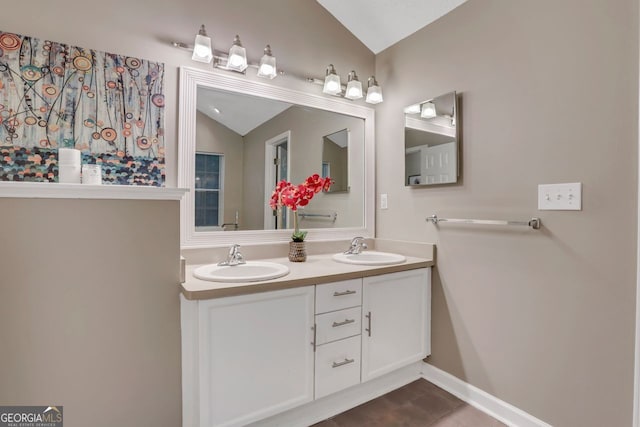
312 379 506 427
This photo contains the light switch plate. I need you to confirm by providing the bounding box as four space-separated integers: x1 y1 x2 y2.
380 194 388 210
538 183 582 210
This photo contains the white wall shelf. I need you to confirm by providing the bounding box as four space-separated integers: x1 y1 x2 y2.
0 182 188 201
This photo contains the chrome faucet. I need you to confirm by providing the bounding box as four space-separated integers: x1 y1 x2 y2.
218 244 246 266
344 237 368 255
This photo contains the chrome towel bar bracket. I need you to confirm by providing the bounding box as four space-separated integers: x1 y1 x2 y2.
427 214 541 230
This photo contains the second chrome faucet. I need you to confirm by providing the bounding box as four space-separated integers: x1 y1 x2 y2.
344 237 368 255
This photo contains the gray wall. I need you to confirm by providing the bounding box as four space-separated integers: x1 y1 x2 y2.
322 137 348 192
196 111 245 228
375 1 638 426
0 199 181 427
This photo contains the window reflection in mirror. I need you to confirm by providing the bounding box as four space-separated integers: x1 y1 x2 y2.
322 129 349 193
195 86 365 232
404 91 458 186
194 152 224 230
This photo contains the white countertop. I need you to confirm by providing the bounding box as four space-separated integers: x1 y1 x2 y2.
181 253 434 300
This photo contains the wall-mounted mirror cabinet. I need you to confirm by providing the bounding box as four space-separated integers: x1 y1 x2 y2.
404 91 458 186
179 67 375 248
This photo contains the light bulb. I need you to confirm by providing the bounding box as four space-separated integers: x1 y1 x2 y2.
365 76 383 104
257 45 277 79
404 104 420 114
420 102 437 119
229 54 244 67
366 90 383 104
191 25 213 63
326 80 340 92
259 64 274 75
193 44 209 58
226 35 247 72
344 71 363 100
323 65 342 95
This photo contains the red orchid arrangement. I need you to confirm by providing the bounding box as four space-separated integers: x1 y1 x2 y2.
270 174 333 242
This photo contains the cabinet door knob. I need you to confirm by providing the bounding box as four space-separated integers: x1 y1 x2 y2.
332 358 355 368
333 290 356 297
332 318 356 327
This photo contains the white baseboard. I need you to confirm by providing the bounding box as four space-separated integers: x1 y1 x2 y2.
420 363 552 427
250 361 423 427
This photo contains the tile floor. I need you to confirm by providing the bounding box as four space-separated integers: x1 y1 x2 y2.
312 379 506 427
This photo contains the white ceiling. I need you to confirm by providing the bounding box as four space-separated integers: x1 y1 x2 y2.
197 87 292 136
316 0 469 54
325 129 348 148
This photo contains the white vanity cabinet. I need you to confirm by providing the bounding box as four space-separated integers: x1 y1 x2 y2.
361 269 431 382
181 286 315 427
181 267 431 427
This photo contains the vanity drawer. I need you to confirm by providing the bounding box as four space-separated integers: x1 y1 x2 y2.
315 307 361 345
314 335 361 399
315 279 362 314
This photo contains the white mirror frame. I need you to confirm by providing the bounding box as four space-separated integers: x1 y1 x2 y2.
178 66 375 248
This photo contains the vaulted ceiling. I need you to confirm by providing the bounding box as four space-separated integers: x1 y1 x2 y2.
316 0 469 54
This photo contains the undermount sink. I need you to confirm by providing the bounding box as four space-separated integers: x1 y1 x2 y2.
193 261 290 283
332 251 407 266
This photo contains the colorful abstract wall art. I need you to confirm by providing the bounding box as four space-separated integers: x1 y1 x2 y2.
0 30 165 185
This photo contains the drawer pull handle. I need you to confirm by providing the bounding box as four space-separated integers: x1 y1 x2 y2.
365 311 372 337
332 358 355 368
311 324 317 352
332 319 355 327
333 290 356 297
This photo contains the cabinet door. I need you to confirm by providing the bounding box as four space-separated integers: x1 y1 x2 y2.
361 268 431 382
198 286 315 427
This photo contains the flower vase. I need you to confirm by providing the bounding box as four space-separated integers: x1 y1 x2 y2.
288 241 307 262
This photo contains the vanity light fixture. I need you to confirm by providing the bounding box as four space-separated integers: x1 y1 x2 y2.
191 25 213 63
257 45 277 79
344 71 363 100
227 35 248 72
311 66 384 103
323 64 342 95
365 76 383 104
172 29 282 78
174 32 384 103
420 101 437 119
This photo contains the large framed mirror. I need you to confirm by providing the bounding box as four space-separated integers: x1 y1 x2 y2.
179 67 375 248
404 91 458 186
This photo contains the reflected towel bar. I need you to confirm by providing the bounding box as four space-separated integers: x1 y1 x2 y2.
299 212 338 222
427 214 541 230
